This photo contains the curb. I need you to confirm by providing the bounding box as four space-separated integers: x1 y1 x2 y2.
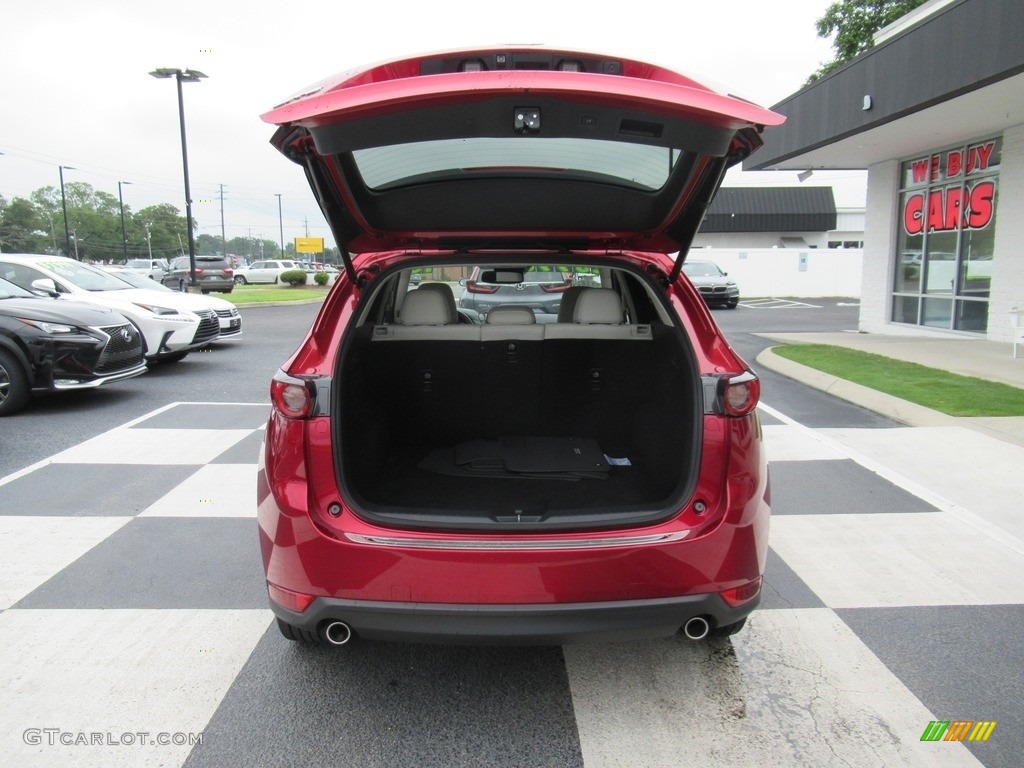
756 346 960 428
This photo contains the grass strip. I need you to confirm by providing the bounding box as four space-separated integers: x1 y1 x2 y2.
772 344 1024 417
220 286 328 306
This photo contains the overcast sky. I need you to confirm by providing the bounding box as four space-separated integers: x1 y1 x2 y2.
1 0 864 251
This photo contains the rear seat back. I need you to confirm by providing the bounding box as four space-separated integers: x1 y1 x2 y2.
544 288 653 340
480 306 543 436
367 287 652 444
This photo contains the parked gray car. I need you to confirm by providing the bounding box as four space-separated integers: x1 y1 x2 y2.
162 255 235 294
457 266 572 319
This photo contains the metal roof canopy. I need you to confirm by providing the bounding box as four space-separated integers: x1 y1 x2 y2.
745 0 1024 172
700 187 836 233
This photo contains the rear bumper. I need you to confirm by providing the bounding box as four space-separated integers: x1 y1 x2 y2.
269 591 759 645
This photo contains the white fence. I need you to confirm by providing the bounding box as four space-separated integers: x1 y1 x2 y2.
690 248 863 299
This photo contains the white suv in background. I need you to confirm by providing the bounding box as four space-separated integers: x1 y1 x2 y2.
124 258 170 282
232 260 300 285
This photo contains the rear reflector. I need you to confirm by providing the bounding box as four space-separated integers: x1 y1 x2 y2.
267 582 315 613
720 577 762 607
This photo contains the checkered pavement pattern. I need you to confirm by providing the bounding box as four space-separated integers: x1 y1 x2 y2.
0 402 1020 768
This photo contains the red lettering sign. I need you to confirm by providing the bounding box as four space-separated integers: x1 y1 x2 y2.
908 141 996 184
969 142 995 174
946 150 962 177
902 180 996 235
911 159 930 184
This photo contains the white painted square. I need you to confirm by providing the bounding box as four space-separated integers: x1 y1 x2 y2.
49 429 257 466
0 517 131 609
770 512 1024 608
0 609 272 768
139 464 257 518
821 426 1024 543
762 424 848 462
565 608 981 767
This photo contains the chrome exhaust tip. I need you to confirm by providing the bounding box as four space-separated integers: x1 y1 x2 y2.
682 616 711 641
323 621 353 646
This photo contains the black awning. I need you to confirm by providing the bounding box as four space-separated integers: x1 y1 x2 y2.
700 186 836 233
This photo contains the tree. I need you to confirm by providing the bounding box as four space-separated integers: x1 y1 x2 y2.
133 204 193 261
196 233 222 256
808 0 928 83
0 196 50 254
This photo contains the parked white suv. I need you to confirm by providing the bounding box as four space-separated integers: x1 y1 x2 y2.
124 258 169 282
0 254 219 363
233 260 300 285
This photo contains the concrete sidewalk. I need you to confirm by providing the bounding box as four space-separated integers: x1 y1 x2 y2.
756 331 1024 448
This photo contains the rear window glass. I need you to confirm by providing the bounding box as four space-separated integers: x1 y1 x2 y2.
353 138 684 191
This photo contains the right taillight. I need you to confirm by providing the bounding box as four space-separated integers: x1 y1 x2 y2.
721 371 760 417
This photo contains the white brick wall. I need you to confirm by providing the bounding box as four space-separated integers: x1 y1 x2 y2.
860 160 900 333
988 123 1024 342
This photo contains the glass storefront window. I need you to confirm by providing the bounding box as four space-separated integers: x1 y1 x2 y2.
891 137 1000 333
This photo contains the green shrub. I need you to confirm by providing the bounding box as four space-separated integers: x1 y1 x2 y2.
280 269 308 287
313 271 329 286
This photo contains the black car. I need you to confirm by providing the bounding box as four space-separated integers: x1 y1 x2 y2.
680 260 740 309
0 278 147 416
162 255 235 294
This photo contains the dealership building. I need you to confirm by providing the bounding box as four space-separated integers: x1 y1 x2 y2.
746 0 1024 343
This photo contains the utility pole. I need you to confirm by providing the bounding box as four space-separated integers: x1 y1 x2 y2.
220 184 227 257
275 193 284 258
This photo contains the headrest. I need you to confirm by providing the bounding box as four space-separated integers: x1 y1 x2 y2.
557 285 587 322
486 306 536 325
574 288 623 325
401 288 452 325
415 282 458 323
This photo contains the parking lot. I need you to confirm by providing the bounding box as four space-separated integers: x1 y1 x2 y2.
0 300 1020 767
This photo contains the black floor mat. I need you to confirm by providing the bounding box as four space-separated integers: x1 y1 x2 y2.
420 436 609 481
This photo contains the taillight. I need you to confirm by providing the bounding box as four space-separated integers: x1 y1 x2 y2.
271 370 314 419
540 280 572 293
720 577 761 607
194 267 205 276
267 582 315 612
465 280 500 294
722 371 760 417
223 268 234 276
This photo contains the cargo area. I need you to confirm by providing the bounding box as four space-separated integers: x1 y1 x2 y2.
334 270 704 529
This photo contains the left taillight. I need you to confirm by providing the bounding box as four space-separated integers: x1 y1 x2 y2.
271 370 314 419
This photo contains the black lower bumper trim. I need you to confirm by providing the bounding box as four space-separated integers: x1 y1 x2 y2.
270 592 759 645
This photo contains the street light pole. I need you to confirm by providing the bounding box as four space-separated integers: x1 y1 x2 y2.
275 193 284 258
59 165 75 258
149 67 206 288
117 181 132 263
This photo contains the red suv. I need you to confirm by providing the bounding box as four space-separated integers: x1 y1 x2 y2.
258 47 780 646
